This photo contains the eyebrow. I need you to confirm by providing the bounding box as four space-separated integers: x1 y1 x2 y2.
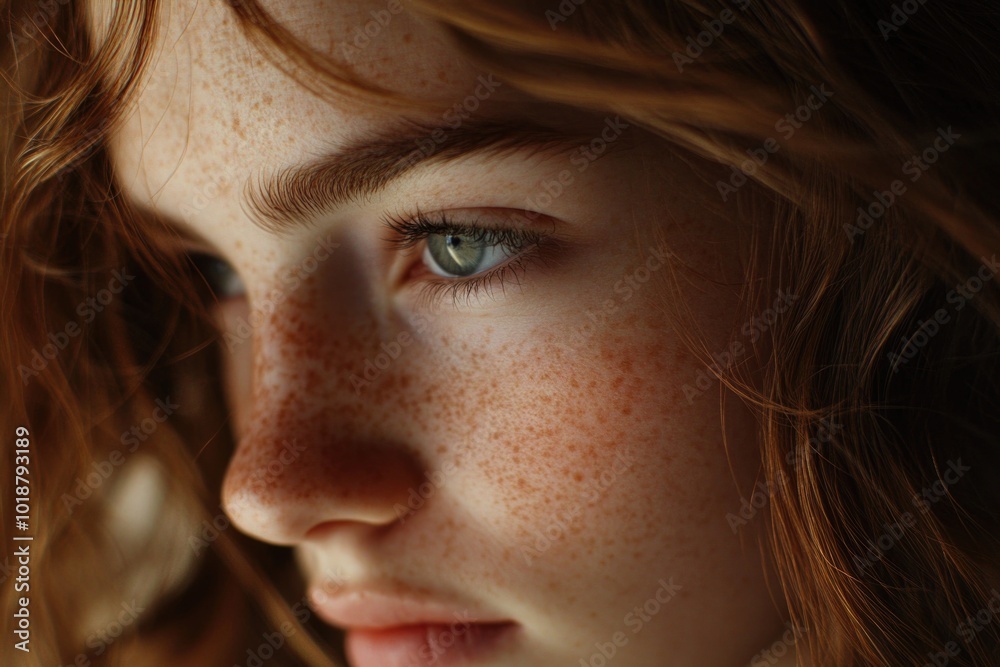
243 117 595 234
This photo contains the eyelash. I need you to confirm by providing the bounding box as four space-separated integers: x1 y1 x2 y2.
185 211 553 310
382 210 550 309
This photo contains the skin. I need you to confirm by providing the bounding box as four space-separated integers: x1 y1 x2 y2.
94 0 808 664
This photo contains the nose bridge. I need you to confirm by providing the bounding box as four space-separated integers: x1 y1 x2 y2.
221 237 425 545
252 290 369 405
248 233 381 401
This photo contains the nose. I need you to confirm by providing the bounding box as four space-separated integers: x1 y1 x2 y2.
220 241 426 546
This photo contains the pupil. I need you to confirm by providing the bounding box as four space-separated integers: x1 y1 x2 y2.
427 233 485 277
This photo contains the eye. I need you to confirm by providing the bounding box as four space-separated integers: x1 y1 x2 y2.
385 210 540 278
382 209 556 308
188 252 246 301
422 232 513 278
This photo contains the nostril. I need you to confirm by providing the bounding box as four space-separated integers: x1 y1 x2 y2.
304 519 369 542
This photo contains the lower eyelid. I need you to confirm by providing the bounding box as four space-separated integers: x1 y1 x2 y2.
406 242 554 310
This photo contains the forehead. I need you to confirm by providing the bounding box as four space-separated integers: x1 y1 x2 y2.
103 0 512 220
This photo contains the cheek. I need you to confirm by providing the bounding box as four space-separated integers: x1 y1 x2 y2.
429 305 756 569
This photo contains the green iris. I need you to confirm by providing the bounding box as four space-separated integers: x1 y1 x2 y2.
426 234 489 277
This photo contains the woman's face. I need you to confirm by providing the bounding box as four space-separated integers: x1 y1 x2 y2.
99 0 793 665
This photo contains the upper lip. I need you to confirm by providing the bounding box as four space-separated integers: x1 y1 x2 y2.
308 586 513 631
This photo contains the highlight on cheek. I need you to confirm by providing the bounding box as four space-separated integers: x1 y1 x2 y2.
5 1 1000 667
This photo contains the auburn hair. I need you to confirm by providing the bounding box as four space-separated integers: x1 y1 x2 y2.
2 1 999 665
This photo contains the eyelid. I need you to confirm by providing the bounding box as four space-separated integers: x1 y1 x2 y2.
383 208 549 247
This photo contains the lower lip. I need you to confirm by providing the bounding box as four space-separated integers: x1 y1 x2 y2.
346 622 516 667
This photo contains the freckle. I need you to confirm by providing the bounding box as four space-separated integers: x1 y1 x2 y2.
621 313 640 328
403 33 414 44
305 369 321 389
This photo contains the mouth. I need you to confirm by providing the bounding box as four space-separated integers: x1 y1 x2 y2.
309 587 518 667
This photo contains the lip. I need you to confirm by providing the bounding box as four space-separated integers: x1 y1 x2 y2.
309 588 518 667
